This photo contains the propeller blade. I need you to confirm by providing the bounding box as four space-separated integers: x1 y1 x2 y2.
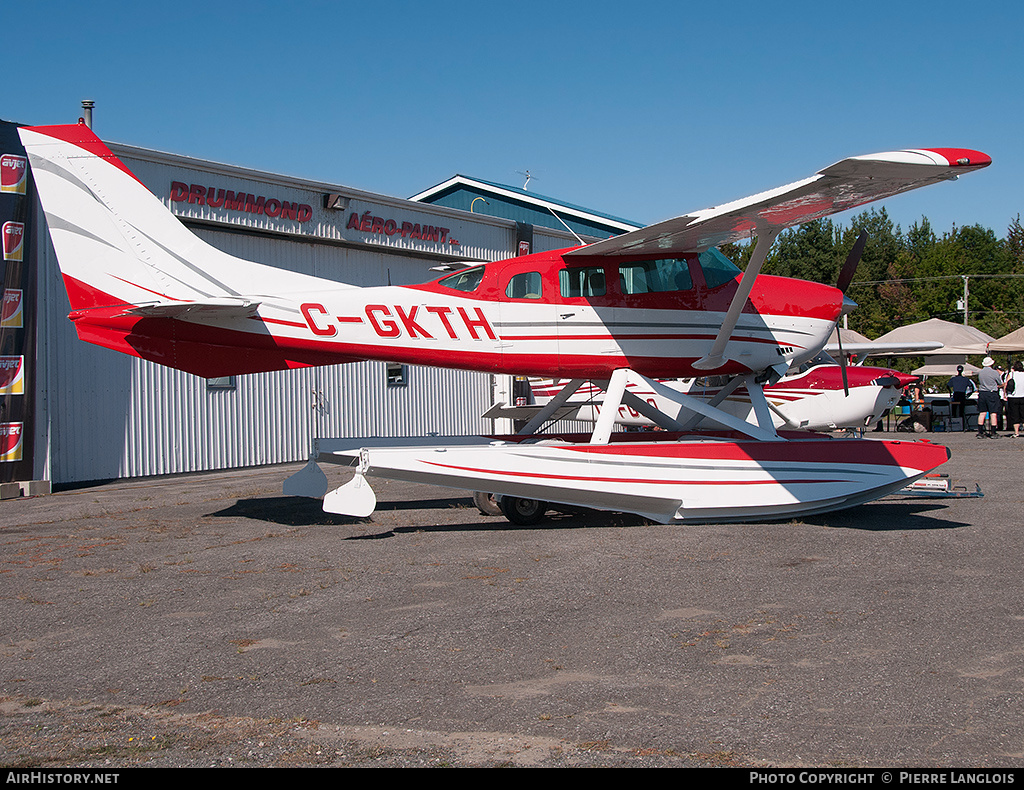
836 328 850 396
836 230 868 294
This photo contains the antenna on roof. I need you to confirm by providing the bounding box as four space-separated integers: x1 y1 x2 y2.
516 170 535 190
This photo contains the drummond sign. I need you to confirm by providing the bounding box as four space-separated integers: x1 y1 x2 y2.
170 181 314 222
170 179 465 249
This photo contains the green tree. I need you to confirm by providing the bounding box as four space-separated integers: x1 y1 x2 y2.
915 224 1017 338
763 218 840 284
717 208 1023 343
840 208 906 337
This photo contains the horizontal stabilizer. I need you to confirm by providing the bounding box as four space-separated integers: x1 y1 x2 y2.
482 402 577 422
118 298 262 320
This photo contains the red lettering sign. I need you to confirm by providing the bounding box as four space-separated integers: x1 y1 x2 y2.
457 306 497 340
346 212 458 246
425 305 458 339
395 305 432 339
365 305 400 338
300 303 336 337
301 301 496 343
170 181 312 223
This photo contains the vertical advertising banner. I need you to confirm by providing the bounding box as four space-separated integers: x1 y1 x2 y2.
1 154 28 195
515 222 533 257
0 120 36 483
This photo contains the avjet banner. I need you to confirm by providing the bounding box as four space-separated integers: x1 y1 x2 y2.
0 119 36 481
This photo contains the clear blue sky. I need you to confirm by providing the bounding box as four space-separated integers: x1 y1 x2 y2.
6 0 1021 239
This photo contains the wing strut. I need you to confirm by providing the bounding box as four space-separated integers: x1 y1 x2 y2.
517 378 587 435
693 229 780 371
588 370 781 444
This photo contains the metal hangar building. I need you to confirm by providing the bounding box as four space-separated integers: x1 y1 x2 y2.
2 115 636 491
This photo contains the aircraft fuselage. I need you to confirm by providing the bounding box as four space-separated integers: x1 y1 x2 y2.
86 245 844 379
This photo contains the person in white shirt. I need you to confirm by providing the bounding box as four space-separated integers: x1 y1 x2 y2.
1004 360 1024 438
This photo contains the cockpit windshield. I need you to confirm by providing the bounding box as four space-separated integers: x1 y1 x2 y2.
697 248 742 288
793 351 837 374
439 265 485 292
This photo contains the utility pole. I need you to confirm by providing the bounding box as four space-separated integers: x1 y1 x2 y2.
959 275 969 326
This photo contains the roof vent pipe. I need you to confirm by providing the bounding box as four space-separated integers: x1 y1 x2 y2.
81 100 94 128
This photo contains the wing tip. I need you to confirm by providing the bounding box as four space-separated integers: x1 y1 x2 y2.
850 148 992 170
917 148 992 169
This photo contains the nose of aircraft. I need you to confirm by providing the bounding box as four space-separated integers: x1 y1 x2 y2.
892 372 921 388
869 371 919 389
757 276 848 325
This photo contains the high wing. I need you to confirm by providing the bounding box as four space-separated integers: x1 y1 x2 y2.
565 149 991 260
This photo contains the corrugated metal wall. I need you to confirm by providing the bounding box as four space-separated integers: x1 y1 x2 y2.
35 146 557 485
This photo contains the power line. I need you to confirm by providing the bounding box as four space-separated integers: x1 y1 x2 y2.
850 273 1024 286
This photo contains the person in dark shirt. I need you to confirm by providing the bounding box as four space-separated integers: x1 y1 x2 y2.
947 366 974 430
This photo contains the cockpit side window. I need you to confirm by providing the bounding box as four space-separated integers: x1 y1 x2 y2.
618 259 692 294
559 267 606 298
505 271 543 299
439 265 485 292
697 248 742 289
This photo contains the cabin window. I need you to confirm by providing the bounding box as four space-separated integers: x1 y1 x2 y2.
618 259 692 294
698 248 742 288
505 271 543 299
439 265 485 292
559 267 606 298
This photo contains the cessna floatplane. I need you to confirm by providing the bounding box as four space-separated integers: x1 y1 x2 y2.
18 122 990 525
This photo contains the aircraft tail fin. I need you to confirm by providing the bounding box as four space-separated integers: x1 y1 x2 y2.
18 122 334 315
18 122 358 377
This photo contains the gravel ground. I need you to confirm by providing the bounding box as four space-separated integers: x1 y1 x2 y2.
1 429 1021 768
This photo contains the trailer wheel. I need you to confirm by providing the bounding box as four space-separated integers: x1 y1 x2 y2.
499 496 548 526
472 491 502 517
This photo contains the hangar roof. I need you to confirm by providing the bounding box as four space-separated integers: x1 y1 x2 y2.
409 174 640 240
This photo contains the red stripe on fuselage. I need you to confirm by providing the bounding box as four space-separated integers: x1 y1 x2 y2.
57 274 816 380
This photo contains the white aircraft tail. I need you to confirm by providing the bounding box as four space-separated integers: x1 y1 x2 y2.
20 122 340 311
19 122 354 376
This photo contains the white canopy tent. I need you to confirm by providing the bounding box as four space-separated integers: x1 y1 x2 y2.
871 318 995 378
873 318 994 355
911 358 982 377
987 326 1024 353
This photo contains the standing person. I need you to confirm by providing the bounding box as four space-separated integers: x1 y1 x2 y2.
976 356 1003 438
947 365 975 430
1005 361 1024 438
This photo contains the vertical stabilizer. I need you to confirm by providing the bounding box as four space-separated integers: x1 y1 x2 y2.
18 122 339 314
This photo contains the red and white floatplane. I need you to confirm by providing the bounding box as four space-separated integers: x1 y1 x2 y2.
18 121 988 524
